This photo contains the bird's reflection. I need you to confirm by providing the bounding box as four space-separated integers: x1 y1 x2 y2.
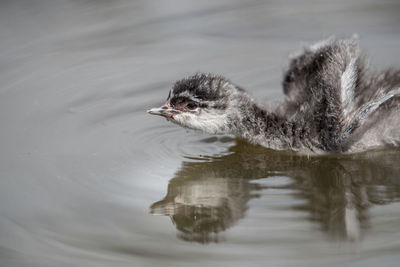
150 139 400 243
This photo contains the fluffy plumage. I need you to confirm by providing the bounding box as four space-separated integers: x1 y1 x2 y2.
148 37 400 154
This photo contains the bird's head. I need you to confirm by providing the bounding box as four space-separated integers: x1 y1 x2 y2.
148 73 248 134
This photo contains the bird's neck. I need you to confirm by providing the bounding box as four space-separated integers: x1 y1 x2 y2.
227 102 303 151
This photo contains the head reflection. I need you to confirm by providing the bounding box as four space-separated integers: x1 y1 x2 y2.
150 140 400 243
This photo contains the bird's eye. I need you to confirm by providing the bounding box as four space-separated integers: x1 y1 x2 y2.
186 102 198 110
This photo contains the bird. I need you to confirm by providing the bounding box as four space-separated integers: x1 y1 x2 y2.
148 37 400 154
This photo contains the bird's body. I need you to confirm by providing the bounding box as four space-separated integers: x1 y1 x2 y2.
148 38 400 154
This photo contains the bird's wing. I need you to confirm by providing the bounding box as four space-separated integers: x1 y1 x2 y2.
281 37 400 151
281 37 388 151
282 37 362 117
339 87 400 150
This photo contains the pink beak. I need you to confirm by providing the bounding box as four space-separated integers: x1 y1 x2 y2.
147 103 180 118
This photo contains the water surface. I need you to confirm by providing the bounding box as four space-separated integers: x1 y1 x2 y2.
1 0 400 266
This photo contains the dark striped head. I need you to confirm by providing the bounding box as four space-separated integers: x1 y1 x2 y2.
148 73 245 134
170 73 236 111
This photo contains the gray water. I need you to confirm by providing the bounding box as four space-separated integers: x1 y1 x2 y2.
1 0 400 266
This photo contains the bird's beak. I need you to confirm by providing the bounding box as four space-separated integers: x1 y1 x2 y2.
147 103 180 118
